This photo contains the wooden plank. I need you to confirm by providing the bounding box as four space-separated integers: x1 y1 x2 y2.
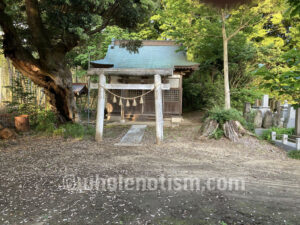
90 83 170 90
88 68 173 76
154 74 164 144
95 74 106 142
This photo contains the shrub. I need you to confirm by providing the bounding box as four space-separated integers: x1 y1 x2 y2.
288 150 300 160
208 107 246 126
261 127 295 141
34 110 57 134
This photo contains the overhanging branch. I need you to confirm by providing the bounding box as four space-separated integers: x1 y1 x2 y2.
86 1 120 35
227 19 250 41
25 0 52 60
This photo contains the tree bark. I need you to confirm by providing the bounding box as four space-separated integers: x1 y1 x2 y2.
221 10 231 110
198 118 219 138
11 57 77 122
223 120 240 142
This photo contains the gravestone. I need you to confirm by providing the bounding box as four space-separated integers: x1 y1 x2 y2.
272 112 282 127
282 100 289 121
262 95 269 108
254 110 263 128
285 106 296 128
258 95 270 117
243 102 251 121
263 111 273 128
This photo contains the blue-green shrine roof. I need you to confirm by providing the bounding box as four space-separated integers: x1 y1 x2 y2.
91 40 199 70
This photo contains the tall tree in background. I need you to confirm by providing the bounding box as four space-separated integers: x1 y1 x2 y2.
218 0 282 109
153 0 282 109
220 7 256 109
253 0 300 105
0 0 155 121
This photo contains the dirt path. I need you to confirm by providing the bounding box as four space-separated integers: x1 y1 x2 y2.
0 125 299 224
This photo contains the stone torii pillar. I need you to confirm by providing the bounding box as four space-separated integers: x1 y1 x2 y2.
95 73 106 142
154 74 163 144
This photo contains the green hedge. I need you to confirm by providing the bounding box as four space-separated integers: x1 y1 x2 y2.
261 127 295 141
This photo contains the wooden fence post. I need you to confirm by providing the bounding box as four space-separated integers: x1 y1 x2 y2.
154 74 163 144
95 73 106 142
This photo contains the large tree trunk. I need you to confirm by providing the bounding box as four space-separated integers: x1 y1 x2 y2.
45 68 77 123
10 58 77 122
221 10 231 110
13 59 77 122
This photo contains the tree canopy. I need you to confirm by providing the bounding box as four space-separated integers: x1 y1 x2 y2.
0 0 156 121
149 0 299 109
0 0 299 119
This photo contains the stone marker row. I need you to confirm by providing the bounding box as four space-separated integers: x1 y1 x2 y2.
245 95 299 135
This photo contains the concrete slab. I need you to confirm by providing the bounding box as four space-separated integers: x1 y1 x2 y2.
115 125 147 146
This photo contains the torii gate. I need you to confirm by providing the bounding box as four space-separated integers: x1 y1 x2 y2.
87 68 172 144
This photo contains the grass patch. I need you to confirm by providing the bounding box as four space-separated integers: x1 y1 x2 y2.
54 123 95 139
288 150 300 160
261 127 295 141
31 110 95 139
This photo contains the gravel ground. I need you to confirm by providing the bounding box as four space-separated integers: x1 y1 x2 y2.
0 125 299 225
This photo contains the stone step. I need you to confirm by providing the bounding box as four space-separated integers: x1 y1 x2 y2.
115 125 147 146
